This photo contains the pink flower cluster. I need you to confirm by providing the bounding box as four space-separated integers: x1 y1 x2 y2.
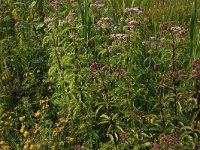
126 20 139 26
111 34 128 41
192 58 200 79
126 7 144 14
159 22 186 37
90 1 105 9
89 62 100 72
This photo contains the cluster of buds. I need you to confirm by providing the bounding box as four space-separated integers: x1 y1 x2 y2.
159 21 186 37
90 1 105 9
170 26 186 37
166 69 186 79
192 58 200 79
126 7 144 14
89 62 100 72
111 34 128 41
159 133 179 149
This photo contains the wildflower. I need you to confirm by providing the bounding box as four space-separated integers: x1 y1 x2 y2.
34 110 41 117
159 133 167 139
89 62 100 72
170 26 182 33
178 69 186 78
127 20 139 26
159 22 168 30
99 17 113 23
19 116 25 122
192 58 200 69
115 67 123 74
23 130 29 137
29 144 34 150
90 1 105 9
126 7 144 13
151 142 160 150
192 70 200 79
154 64 159 71
110 34 128 41
66 13 76 21
166 70 176 78
178 28 186 37
20 125 25 133
160 30 168 36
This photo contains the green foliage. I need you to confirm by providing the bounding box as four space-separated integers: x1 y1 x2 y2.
0 0 200 149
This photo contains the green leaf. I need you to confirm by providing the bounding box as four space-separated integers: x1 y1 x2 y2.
36 22 45 30
29 1 37 8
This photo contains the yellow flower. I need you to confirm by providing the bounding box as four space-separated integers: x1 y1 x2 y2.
39 100 46 105
0 140 6 145
29 144 34 150
19 116 25 122
34 111 41 118
20 125 25 133
23 130 29 137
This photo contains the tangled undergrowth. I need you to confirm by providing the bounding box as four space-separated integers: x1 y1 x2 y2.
0 0 200 149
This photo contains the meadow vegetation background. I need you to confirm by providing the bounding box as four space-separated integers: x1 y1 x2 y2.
0 0 200 149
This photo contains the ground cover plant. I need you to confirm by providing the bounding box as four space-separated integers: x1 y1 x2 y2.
0 0 200 149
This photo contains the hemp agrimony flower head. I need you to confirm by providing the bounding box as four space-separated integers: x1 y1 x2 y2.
90 1 105 9
126 7 144 14
126 20 139 26
192 58 200 79
90 62 100 72
111 34 128 41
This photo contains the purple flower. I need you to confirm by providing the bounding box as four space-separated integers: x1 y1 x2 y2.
192 58 200 69
126 7 144 13
90 1 105 9
127 20 139 25
110 34 128 41
178 69 186 78
90 62 100 72
151 142 160 150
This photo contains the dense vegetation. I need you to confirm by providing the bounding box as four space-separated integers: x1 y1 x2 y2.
0 0 199 149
